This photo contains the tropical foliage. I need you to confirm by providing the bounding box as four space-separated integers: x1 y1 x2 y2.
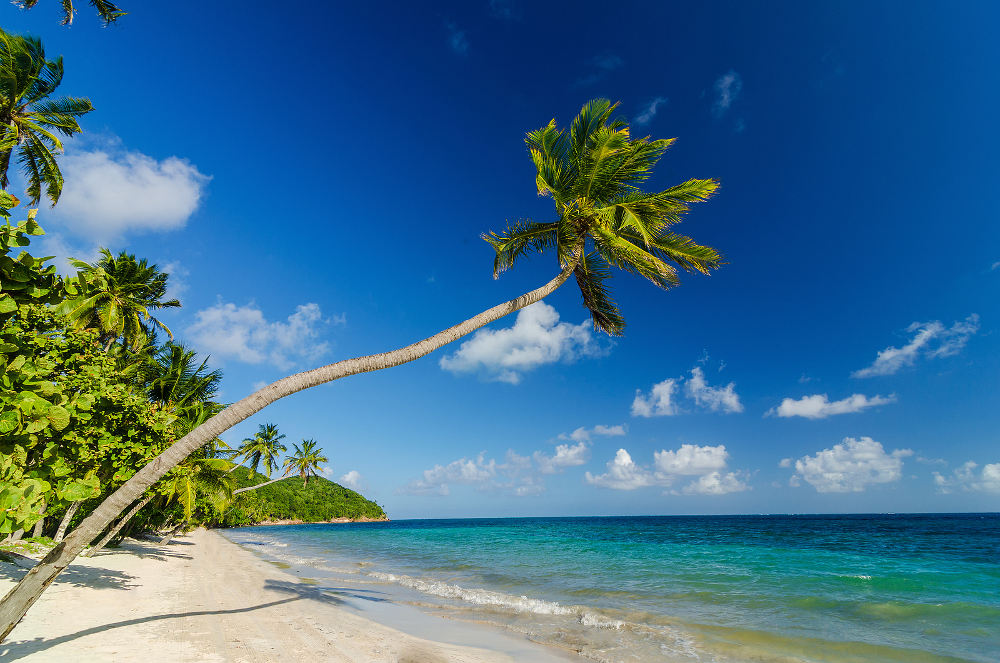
13 0 127 26
0 28 94 205
232 423 287 478
485 99 721 335
284 439 329 486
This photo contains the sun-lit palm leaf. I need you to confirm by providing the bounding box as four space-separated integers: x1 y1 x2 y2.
484 98 721 332
0 28 94 204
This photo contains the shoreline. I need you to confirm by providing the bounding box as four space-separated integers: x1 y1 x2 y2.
0 529 574 662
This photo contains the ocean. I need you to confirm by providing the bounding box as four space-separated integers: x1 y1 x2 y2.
220 514 1000 662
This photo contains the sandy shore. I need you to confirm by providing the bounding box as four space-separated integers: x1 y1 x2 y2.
0 530 575 662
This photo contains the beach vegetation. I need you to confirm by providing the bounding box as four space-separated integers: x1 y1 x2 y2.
283 439 329 487
0 28 94 205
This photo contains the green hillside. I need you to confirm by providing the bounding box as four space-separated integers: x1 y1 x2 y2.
218 468 388 527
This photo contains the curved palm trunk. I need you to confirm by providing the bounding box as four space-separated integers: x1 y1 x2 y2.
53 501 80 543
159 522 185 545
0 260 578 642
232 475 288 495
84 495 153 557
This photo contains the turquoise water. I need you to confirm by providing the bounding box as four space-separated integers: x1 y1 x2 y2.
222 514 1000 662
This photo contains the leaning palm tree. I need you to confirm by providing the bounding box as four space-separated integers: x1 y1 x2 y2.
0 29 94 205
146 342 223 418
0 99 723 639
58 249 181 351
283 440 329 487
231 423 287 478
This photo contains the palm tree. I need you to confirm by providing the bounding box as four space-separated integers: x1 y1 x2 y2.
58 249 181 351
231 423 287 478
146 342 222 418
283 440 329 487
13 0 127 26
0 99 723 639
0 29 94 205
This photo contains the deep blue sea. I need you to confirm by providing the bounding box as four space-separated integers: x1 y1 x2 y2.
221 514 1000 662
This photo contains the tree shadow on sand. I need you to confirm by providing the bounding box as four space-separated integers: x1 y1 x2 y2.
0 559 137 591
0 576 392 660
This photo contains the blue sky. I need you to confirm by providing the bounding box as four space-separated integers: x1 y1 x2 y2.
4 1 999 518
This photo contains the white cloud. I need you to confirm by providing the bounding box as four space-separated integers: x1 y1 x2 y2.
711 71 742 117
767 393 896 419
49 145 209 241
588 444 749 495
632 365 742 417
991 262 1000 271
161 260 189 304
685 367 743 413
400 451 542 497
558 424 627 443
933 461 1000 494
186 300 330 369
534 441 589 474
654 444 729 476
339 470 363 491
585 449 657 490
635 97 668 125
681 471 749 495
787 437 913 492
852 315 980 378
446 22 468 55
632 378 680 417
439 302 604 384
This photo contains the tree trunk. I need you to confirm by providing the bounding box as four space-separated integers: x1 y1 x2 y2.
8 530 24 543
27 500 47 539
53 502 80 543
232 475 288 495
84 495 153 557
0 259 578 642
159 522 184 545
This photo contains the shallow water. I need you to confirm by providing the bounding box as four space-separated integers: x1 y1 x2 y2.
221 514 1000 662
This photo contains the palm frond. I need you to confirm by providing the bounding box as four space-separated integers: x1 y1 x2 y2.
574 252 625 336
482 220 559 278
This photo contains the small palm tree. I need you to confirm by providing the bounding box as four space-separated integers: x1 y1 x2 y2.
0 29 94 205
147 342 222 417
232 423 287 479
284 440 329 487
59 249 181 350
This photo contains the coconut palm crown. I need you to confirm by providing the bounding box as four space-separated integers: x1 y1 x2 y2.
59 249 181 350
284 439 329 487
484 98 723 336
0 29 94 205
233 423 287 479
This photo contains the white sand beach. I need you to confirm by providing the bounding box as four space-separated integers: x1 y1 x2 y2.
0 530 575 662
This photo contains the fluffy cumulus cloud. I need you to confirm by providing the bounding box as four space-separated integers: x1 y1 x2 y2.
49 145 209 240
585 449 657 490
534 441 589 474
852 315 980 378
339 470 363 491
712 70 742 117
785 436 913 492
631 378 679 417
632 367 742 417
635 96 668 125
439 302 604 384
767 393 896 419
686 367 743 413
587 444 748 495
186 300 330 369
933 462 1000 494
400 451 542 497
